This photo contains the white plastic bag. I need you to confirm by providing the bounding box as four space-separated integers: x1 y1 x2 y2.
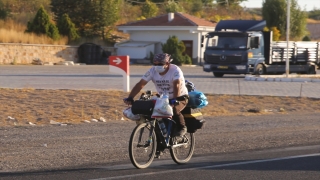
153 94 173 117
123 107 141 121
151 109 172 118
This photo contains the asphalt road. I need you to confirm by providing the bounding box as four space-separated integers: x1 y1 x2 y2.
1 145 319 180
1 65 320 98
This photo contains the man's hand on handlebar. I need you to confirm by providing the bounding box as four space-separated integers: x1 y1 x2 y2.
169 98 177 106
123 97 134 105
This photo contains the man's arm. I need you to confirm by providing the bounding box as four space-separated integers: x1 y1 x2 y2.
172 79 181 99
128 79 148 99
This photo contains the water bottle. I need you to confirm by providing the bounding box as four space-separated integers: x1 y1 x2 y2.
159 120 167 136
162 92 168 99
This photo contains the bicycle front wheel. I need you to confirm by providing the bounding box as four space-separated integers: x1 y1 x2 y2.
170 133 195 164
129 122 157 169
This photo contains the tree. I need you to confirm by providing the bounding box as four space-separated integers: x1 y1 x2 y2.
141 0 159 18
289 0 307 39
92 0 120 39
57 14 80 41
51 0 78 22
262 0 307 40
215 0 247 7
129 0 165 5
165 0 184 13
51 0 120 39
191 0 203 15
1 0 51 14
0 0 9 20
25 6 60 40
162 36 191 65
308 9 320 20
51 0 92 37
262 0 286 35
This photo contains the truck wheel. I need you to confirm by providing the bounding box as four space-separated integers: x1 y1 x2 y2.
213 72 224 77
254 64 265 75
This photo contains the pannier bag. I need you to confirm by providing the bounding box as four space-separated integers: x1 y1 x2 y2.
187 91 208 109
181 107 205 133
131 100 155 115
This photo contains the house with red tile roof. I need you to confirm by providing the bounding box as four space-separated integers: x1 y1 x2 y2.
116 12 216 64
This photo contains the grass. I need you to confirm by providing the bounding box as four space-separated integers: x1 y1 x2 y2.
1 88 320 127
0 19 68 45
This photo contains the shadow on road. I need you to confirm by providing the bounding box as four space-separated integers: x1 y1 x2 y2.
1 155 319 178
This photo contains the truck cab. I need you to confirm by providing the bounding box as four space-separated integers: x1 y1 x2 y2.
202 20 266 77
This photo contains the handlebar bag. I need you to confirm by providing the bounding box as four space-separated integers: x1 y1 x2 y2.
131 100 155 115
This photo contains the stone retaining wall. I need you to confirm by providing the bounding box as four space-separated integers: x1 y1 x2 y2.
0 43 116 64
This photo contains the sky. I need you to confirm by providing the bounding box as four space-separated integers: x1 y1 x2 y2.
240 0 320 11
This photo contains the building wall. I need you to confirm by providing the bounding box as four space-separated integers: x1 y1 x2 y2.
130 30 200 63
127 30 215 65
117 44 155 59
0 43 116 64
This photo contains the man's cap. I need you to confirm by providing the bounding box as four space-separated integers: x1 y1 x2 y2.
153 53 172 64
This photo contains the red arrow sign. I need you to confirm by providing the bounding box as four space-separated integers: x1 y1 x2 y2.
113 57 122 65
109 56 129 75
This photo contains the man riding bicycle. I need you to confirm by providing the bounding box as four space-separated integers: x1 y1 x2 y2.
123 53 189 137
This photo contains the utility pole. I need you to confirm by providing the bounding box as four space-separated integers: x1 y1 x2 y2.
285 0 291 77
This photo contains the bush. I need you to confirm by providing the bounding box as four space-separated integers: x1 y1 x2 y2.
25 6 60 40
57 14 80 42
0 8 9 20
270 26 281 41
162 36 191 65
302 35 311 41
48 23 60 40
184 55 192 64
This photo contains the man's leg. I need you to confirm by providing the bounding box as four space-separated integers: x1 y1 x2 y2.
172 98 187 136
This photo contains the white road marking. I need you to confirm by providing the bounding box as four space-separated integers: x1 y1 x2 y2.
89 153 320 180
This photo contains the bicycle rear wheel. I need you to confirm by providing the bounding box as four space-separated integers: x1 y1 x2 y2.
129 122 157 169
170 133 195 164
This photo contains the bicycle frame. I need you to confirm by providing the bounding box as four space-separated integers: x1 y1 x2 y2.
145 117 176 148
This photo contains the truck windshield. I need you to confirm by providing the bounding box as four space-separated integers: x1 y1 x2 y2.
206 35 248 50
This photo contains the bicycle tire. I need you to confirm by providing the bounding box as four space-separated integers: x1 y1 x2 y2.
170 133 195 164
129 122 157 169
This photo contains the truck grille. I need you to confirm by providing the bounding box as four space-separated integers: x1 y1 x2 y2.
205 55 243 65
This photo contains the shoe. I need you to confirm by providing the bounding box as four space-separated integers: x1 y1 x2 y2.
155 151 163 158
174 126 187 137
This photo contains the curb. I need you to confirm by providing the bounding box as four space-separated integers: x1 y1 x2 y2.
245 75 320 83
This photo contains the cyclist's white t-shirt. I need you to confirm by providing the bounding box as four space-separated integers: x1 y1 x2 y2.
142 64 188 99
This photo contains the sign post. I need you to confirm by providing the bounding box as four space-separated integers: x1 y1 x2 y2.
109 56 130 92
